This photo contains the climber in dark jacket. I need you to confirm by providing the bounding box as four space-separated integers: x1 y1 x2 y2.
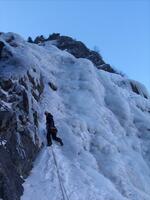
45 112 63 146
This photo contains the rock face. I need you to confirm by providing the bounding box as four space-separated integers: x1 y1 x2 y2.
0 41 5 58
30 33 122 74
51 35 105 66
0 75 43 200
32 34 121 74
0 33 45 200
0 108 24 200
33 33 106 67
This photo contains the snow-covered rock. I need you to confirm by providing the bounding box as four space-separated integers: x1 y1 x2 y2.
0 32 150 200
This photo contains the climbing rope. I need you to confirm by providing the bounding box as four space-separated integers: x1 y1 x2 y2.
51 146 70 200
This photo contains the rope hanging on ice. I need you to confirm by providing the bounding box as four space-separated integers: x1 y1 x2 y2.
51 147 70 200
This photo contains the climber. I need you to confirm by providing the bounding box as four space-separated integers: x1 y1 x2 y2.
45 111 63 146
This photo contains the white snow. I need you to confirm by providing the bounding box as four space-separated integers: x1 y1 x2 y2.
0 140 7 146
1 33 150 200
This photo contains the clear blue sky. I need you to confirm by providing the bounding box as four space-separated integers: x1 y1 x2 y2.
0 0 150 91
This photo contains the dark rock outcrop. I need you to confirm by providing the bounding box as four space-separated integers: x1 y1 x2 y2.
33 33 120 74
34 33 105 66
27 37 34 43
48 82 57 91
53 35 105 66
0 40 13 60
0 107 24 200
0 71 44 200
34 35 45 44
0 146 24 200
0 79 13 91
130 81 148 99
98 64 117 74
0 41 5 59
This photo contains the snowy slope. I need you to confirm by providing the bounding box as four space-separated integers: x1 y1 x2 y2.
1 33 150 200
